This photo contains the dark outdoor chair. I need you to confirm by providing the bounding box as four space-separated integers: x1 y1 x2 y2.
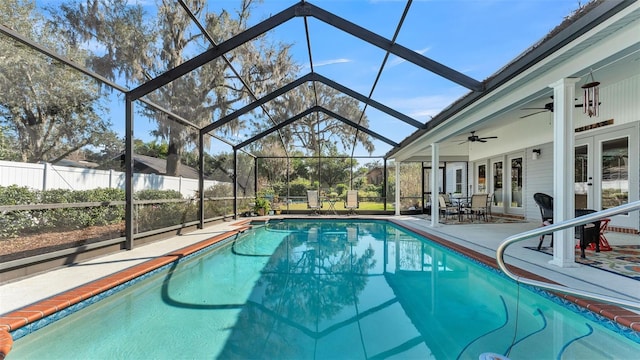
575 209 600 259
533 193 554 250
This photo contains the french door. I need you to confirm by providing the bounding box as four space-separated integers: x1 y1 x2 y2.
575 127 637 228
487 154 523 215
507 154 524 215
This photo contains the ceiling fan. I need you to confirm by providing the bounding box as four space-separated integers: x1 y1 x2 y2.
520 96 586 118
459 131 497 144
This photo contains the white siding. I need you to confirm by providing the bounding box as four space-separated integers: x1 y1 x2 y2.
524 143 554 221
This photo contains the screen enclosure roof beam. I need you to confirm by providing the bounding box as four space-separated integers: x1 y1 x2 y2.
130 1 483 101
234 105 398 150
202 72 423 135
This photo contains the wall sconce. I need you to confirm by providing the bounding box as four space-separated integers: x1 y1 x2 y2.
532 149 541 160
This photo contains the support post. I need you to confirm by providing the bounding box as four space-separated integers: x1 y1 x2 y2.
549 77 580 267
430 143 440 227
254 158 258 198
198 132 204 228
234 149 238 219
383 159 388 211
124 96 134 250
395 161 400 215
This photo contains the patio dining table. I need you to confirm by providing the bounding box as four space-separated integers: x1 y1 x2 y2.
450 196 470 221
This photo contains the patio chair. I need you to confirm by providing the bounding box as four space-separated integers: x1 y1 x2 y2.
307 190 322 215
438 195 459 220
533 193 554 250
467 194 489 221
486 193 494 220
575 209 601 259
344 190 359 215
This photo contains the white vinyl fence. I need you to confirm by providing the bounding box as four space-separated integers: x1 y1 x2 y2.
0 160 226 198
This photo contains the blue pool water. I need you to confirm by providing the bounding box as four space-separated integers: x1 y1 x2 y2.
9 219 640 359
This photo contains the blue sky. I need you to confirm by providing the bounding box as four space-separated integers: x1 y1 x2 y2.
33 0 584 157
207 0 583 156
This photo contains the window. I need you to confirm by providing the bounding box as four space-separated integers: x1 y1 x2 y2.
478 164 486 193
455 169 462 193
510 158 522 207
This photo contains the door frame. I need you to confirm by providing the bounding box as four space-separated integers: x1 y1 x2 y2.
506 152 525 216
575 124 638 228
489 157 505 214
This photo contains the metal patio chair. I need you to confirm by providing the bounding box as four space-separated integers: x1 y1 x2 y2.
467 194 489 221
533 192 554 250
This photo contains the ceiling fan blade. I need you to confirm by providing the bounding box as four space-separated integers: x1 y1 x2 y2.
519 110 547 119
458 140 469 145
477 139 487 143
480 136 498 140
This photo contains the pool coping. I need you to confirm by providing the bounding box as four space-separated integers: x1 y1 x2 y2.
1 217 638 357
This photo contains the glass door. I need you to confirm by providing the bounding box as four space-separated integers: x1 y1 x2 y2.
574 140 593 209
599 137 629 210
476 163 487 194
490 158 504 213
507 154 523 215
575 127 637 228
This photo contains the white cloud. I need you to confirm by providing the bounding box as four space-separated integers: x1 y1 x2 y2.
383 94 460 120
387 47 430 67
304 58 352 69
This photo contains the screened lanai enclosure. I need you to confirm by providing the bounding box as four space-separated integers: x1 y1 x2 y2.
0 0 589 278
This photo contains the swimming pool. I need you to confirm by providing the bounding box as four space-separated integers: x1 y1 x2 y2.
6 219 640 359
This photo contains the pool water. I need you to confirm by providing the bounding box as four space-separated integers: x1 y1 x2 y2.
9 219 640 359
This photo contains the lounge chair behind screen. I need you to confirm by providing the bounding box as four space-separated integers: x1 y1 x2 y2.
345 190 359 214
307 190 322 214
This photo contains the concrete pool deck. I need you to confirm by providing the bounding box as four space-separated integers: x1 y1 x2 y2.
1 215 639 338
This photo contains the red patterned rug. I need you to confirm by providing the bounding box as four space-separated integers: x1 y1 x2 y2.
526 245 640 281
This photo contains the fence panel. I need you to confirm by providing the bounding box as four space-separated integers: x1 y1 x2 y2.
0 161 225 198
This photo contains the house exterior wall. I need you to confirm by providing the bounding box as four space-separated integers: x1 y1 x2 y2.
574 73 639 129
445 162 468 195
524 142 554 222
468 73 639 225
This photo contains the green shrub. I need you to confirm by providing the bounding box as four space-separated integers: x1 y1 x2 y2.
0 186 126 237
203 183 233 198
0 185 39 237
133 190 192 232
289 178 311 196
39 188 125 230
135 189 183 200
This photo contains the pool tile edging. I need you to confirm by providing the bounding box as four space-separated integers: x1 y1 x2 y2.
0 223 252 357
389 218 640 343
